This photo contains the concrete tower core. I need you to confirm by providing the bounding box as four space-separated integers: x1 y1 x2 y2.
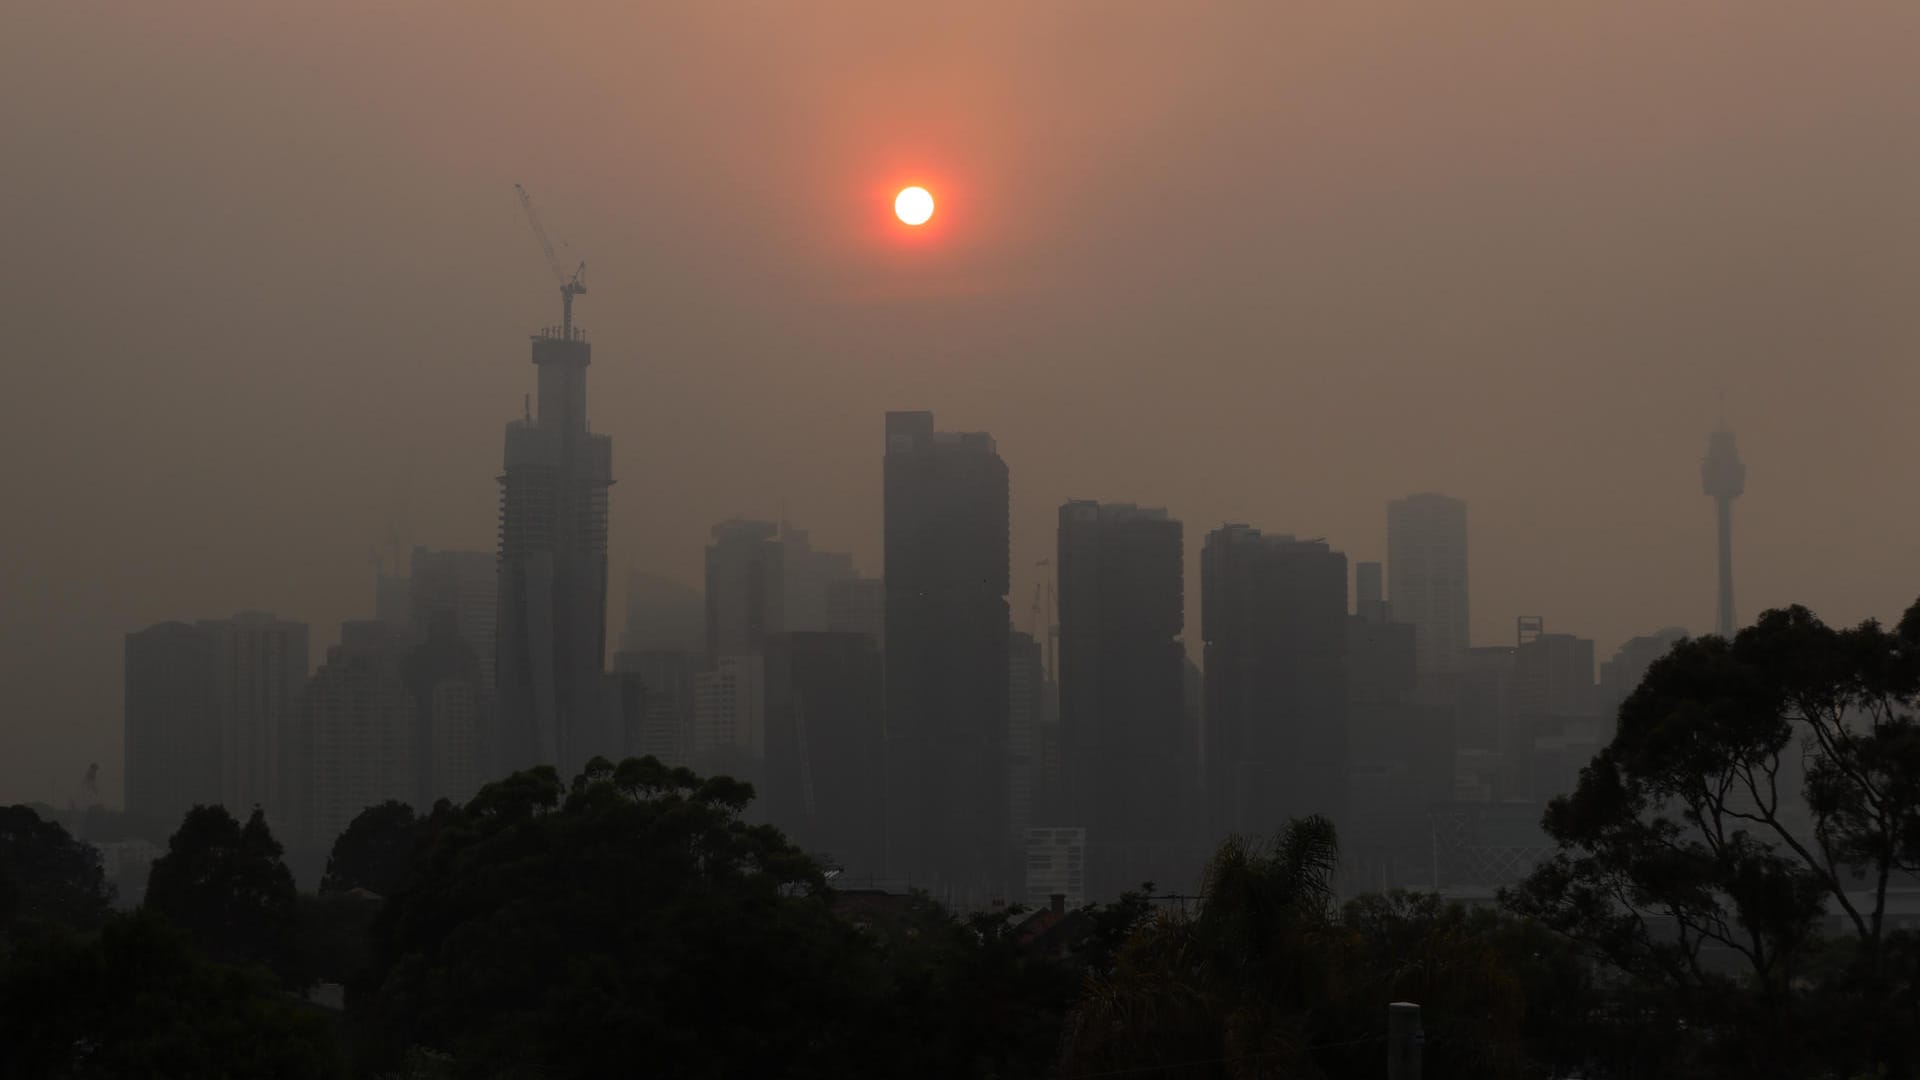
1701 426 1745 638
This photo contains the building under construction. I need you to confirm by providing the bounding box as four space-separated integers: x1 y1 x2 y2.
494 188 613 774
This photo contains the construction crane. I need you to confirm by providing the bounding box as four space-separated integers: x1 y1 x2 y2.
513 183 588 337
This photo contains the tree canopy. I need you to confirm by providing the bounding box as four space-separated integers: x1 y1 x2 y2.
321 800 422 897
0 910 340 1079
1507 597 1920 1077
145 804 299 976
0 804 113 944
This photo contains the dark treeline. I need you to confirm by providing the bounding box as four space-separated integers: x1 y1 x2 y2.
4 597 1919 1079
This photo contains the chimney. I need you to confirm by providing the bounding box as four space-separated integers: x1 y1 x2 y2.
1049 893 1066 915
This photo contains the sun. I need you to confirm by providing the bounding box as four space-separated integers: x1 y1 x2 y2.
894 186 934 226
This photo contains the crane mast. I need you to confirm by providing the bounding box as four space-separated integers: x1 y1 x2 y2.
513 183 588 337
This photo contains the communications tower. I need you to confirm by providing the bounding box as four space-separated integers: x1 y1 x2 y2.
1701 423 1745 638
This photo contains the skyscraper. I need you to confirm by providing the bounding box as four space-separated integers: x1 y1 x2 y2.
409 548 498 691
401 610 487 807
704 519 785 661
1354 560 1389 623
299 620 415 851
610 648 695 765
1056 500 1186 900
1512 619 1599 801
619 572 705 656
1701 425 1745 637
495 312 613 775
827 576 885 645
1387 494 1469 675
763 631 885 875
779 524 857 633
1201 527 1348 840
202 612 308 824
691 654 766 784
1597 626 1688 733
883 410 1011 903
124 622 219 825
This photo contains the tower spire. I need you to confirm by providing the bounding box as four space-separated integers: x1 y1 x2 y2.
1701 418 1745 637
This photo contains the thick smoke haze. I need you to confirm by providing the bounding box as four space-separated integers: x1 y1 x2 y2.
2 1 1916 804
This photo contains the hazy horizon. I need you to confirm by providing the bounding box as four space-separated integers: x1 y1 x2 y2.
5 1 1917 807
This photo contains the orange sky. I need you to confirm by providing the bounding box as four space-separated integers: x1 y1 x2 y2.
2 2 1918 805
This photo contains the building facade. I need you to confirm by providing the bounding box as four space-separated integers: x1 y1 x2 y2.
124 621 219 826
410 548 498 693
883 411 1011 902
1024 826 1087 911
1201 527 1349 840
1056 500 1187 900
1387 494 1469 675
692 654 766 785
299 620 415 851
763 631 885 875
203 612 308 824
496 320 613 775
705 519 784 661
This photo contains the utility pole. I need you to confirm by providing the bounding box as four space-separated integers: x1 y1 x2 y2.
1388 1001 1423 1080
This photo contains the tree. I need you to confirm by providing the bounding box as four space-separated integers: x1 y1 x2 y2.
0 910 341 1078
321 800 421 896
352 756 886 1078
0 804 113 943
1058 816 1343 1079
1506 598 1920 1078
145 805 298 976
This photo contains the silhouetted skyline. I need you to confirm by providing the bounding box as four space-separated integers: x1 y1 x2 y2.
5 2 1918 818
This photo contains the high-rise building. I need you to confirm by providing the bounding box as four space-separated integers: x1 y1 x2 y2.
1702 425 1745 637
827 576 885 645
1201 527 1348 840
1512 619 1599 800
299 620 415 851
401 610 487 807
124 622 219 826
1512 622 1596 721
374 571 412 632
1345 595 1450 891
779 525 857 633
1354 560 1389 623
620 572 705 656
704 519 785 661
410 548 497 691
1597 627 1688 733
763 631 885 875
692 654 766 785
610 649 695 765
1387 494 1469 675
1057 500 1186 900
495 311 613 776
883 411 1011 902
1023 827 1087 911
201 612 308 824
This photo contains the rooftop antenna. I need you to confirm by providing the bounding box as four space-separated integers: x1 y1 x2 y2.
513 183 588 337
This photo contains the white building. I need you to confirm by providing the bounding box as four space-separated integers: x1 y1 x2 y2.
693 655 766 759
1024 826 1087 910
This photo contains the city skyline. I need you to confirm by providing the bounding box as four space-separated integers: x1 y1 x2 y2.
8 3 1919 812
